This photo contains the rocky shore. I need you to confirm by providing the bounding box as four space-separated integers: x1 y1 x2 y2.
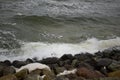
0 47 120 80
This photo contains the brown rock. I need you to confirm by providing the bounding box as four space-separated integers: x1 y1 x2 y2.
0 74 17 80
15 69 28 80
108 70 120 78
76 67 105 79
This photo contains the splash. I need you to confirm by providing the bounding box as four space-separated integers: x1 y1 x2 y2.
0 37 120 61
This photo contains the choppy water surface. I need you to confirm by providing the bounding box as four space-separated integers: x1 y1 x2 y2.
0 0 120 61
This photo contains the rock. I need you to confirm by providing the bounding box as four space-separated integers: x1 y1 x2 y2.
60 54 73 61
96 58 112 67
3 66 16 76
55 76 69 80
108 70 120 78
30 68 55 80
95 47 120 60
76 62 94 70
30 69 42 75
3 60 11 66
40 57 58 64
24 74 43 80
15 69 28 80
54 67 66 74
108 60 120 71
12 60 26 68
88 77 120 80
0 74 17 80
26 58 34 64
76 67 105 79
42 68 55 80
74 53 93 61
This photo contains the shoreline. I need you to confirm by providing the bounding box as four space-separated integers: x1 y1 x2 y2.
0 47 120 80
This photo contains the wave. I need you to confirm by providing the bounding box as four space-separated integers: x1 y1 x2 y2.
0 37 120 61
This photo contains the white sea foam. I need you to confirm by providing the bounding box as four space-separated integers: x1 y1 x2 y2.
0 37 120 61
57 69 77 76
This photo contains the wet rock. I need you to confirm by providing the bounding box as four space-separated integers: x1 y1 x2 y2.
74 53 93 61
0 74 17 80
15 69 28 80
95 47 120 60
3 60 11 66
40 57 58 64
26 58 34 64
108 60 120 71
12 60 26 68
96 58 112 67
60 54 73 61
76 67 105 79
108 70 120 78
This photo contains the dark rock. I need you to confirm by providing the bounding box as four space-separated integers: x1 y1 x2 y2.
12 60 26 68
0 74 17 80
54 67 66 75
3 60 11 66
95 47 120 61
76 67 105 79
76 62 94 70
108 60 120 71
40 57 58 64
96 58 112 67
3 66 16 76
26 58 34 64
60 54 73 61
74 53 94 61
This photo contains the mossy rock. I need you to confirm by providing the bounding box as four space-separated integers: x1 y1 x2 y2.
15 69 28 80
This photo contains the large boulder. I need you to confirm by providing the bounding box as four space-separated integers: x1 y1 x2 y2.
76 67 105 79
0 74 17 80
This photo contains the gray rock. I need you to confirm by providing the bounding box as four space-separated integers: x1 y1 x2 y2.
108 60 120 71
